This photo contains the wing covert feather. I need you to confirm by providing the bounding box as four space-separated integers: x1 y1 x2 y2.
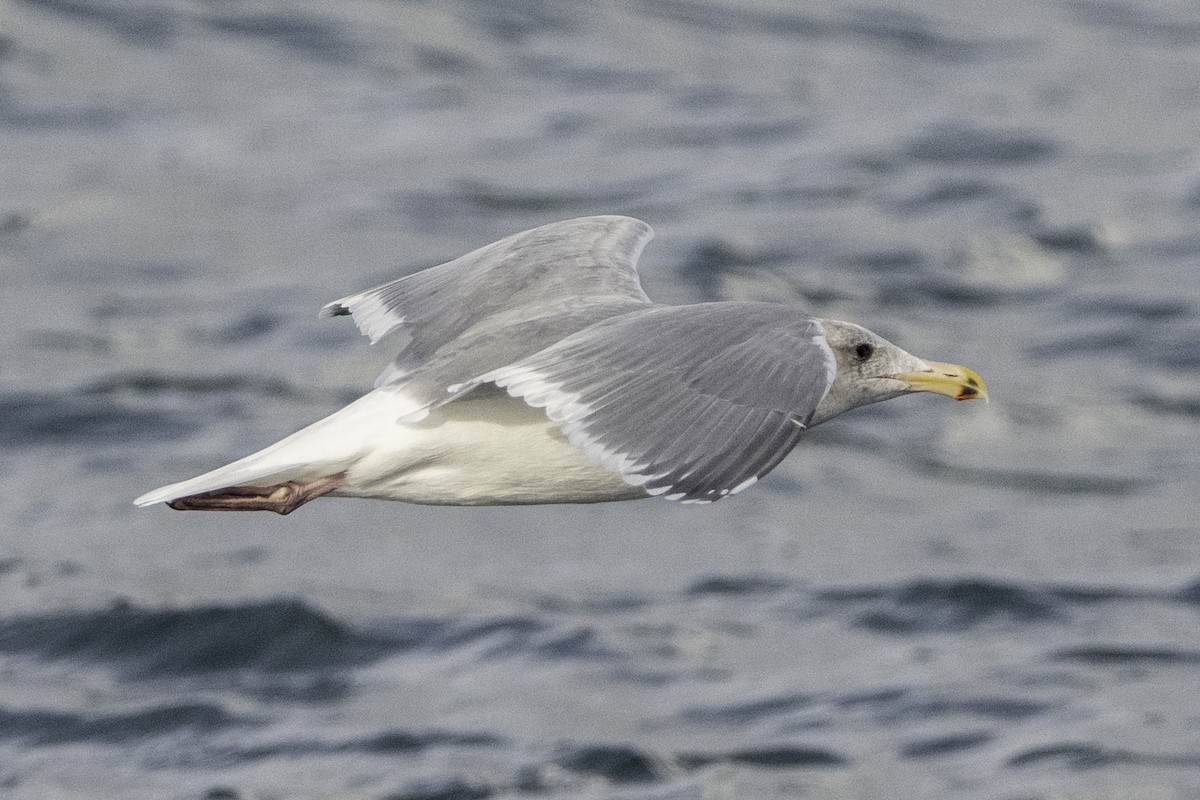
471 303 837 502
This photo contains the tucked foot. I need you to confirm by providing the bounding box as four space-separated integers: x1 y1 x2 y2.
168 474 345 515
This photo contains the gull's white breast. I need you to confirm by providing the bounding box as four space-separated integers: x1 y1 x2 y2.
334 388 645 506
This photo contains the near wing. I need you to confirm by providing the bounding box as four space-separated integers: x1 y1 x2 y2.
321 216 654 386
464 303 837 503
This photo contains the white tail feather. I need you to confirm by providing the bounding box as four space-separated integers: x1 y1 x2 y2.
132 459 315 507
133 389 424 507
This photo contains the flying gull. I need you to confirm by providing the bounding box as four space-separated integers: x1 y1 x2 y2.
135 216 987 514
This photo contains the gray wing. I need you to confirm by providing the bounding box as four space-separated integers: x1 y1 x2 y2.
464 303 837 503
321 216 654 387
385 298 647 421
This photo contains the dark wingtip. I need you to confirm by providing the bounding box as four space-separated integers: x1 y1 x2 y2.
319 302 349 319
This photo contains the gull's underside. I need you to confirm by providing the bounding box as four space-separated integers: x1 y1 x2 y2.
135 216 987 514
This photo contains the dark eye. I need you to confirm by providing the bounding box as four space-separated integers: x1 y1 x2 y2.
854 342 874 361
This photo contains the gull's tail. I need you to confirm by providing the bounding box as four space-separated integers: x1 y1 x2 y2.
133 389 410 507
133 454 318 508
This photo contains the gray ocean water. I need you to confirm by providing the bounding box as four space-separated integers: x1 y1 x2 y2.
3 1 1200 798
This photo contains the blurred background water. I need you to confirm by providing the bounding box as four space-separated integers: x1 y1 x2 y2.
2 0 1200 798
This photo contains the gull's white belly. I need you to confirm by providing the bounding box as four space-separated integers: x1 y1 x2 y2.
332 389 646 506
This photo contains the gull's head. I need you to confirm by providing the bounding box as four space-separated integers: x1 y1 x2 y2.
808 319 988 427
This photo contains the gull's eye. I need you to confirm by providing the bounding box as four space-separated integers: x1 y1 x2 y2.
854 342 874 361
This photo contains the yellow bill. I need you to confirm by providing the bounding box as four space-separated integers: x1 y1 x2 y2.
892 360 988 401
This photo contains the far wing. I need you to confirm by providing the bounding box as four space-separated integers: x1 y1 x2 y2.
321 216 654 386
464 303 837 503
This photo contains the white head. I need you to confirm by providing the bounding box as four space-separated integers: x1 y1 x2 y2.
808 319 987 428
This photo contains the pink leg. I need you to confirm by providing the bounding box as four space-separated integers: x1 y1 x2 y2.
168 473 345 515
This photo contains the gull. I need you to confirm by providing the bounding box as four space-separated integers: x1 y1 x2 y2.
134 216 987 514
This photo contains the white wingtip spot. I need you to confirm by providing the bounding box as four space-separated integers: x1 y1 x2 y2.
324 293 406 345
729 476 758 495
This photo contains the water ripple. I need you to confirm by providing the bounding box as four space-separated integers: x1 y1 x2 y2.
820 578 1062 633
0 702 249 746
